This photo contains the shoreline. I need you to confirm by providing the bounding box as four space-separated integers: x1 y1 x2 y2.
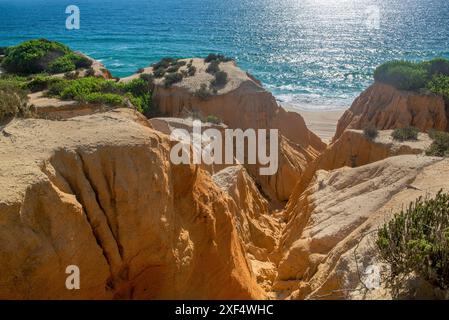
281 103 347 143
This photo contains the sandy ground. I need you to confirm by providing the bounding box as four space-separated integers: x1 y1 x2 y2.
282 104 346 143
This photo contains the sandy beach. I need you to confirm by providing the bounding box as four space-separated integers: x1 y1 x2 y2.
282 104 346 143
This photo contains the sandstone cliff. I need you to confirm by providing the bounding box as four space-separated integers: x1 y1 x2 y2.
0 109 266 299
276 155 449 299
290 129 432 205
335 82 448 140
122 59 325 202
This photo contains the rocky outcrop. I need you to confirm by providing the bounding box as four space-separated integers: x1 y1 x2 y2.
275 155 449 299
335 83 448 141
0 109 265 299
124 59 325 201
28 91 109 120
290 129 433 204
74 52 113 79
213 166 281 290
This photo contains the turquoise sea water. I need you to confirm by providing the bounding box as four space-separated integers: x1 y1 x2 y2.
0 0 448 109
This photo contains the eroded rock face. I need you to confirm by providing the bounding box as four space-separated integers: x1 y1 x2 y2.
0 109 265 299
213 166 281 290
289 129 433 206
123 59 325 202
149 116 319 203
275 155 449 300
335 83 448 141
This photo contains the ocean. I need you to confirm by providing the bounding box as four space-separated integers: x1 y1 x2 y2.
0 0 448 110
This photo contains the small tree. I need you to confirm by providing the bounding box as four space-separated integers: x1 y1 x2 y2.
377 191 449 291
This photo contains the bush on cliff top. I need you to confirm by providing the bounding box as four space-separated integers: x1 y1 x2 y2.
206 60 220 74
377 191 449 290
374 61 428 91
211 70 228 88
2 39 92 75
427 74 449 101
47 76 154 115
0 80 29 123
391 126 419 141
374 58 449 93
204 53 233 63
426 130 449 157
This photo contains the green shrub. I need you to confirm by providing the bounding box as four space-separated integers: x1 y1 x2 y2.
69 53 92 69
2 39 70 74
139 73 154 84
195 83 213 100
205 115 221 124
26 75 56 92
120 78 149 96
47 54 76 73
206 60 220 74
121 78 153 114
81 92 124 106
377 191 449 290
187 65 196 77
151 57 176 70
363 126 378 140
391 126 419 141
426 131 449 157
166 65 180 73
58 77 109 100
0 81 29 122
45 75 155 113
164 72 183 88
427 75 449 101
211 70 228 87
128 93 152 115
153 67 166 78
0 47 7 55
0 74 28 88
1 39 92 75
374 61 428 91
46 78 68 96
205 53 233 63
423 58 449 77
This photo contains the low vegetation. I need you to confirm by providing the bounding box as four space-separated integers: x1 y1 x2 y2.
377 191 449 291
211 70 228 88
374 58 449 98
205 115 221 124
206 60 220 74
426 130 449 157
148 58 198 88
427 74 449 101
163 72 183 88
1 39 92 75
195 83 213 100
41 76 154 115
391 126 419 141
0 79 29 123
363 126 378 140
204 53 233 63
